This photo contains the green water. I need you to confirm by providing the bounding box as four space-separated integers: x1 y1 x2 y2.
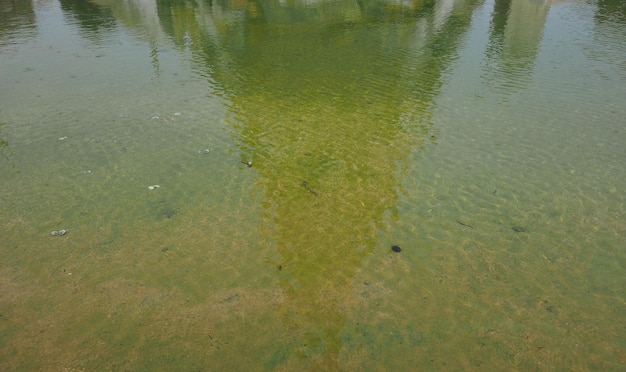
1 0 625 369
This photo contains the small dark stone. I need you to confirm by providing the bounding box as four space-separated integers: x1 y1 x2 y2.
391 245 402 253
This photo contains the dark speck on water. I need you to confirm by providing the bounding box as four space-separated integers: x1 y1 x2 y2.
391 245 402 253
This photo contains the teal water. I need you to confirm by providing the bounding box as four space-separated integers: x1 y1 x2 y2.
1 0 625 370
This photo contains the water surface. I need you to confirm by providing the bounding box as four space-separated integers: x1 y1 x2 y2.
1 0 625 369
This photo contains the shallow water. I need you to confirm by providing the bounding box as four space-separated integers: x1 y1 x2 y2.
1 0 625 369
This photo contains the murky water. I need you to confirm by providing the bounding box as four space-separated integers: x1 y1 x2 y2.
1 0 625 369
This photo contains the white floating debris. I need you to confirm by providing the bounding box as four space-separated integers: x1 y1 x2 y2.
152 116 160 120
148 185 160 190
174 112 182 116
51 229 68 236
58 136 68 140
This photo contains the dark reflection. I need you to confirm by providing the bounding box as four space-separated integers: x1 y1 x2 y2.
489 0 511 38
59 0 117 39
483 0 550 92
0 0 36 47
596 0 626 23
0 121 15 174
593 0 626 64
152 0 479 367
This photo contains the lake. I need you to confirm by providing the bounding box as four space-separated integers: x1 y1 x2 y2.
1 0 625 369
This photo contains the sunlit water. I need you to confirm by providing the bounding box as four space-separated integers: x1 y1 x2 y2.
1 0 625 369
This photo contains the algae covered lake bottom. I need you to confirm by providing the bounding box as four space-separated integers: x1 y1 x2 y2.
0 0 625 369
